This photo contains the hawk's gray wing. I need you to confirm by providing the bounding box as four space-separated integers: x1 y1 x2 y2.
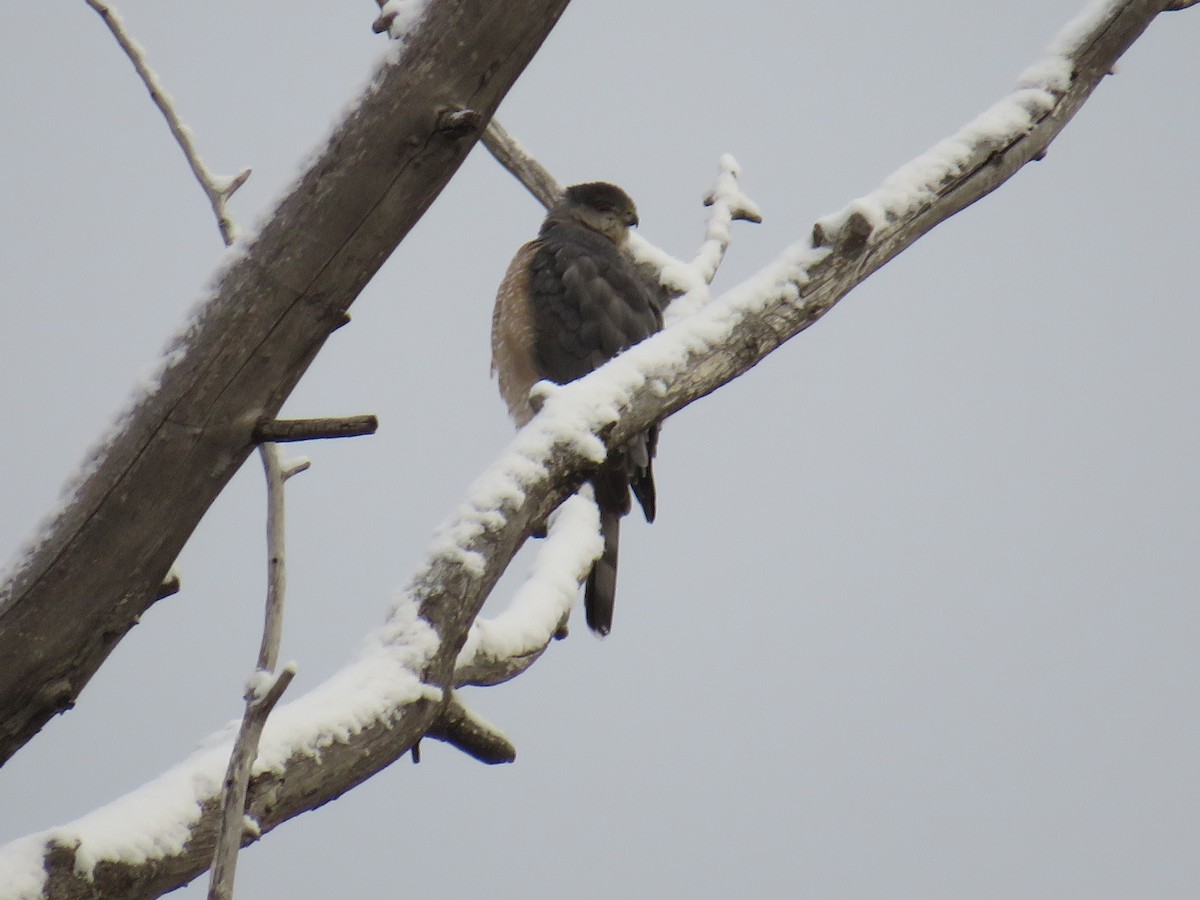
529 222 662 384
528 221 663 634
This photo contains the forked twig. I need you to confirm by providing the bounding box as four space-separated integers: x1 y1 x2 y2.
84 0 250 245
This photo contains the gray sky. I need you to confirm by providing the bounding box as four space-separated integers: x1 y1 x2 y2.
2 1 1198 897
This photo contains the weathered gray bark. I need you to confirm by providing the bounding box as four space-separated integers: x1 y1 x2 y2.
0 0 571 766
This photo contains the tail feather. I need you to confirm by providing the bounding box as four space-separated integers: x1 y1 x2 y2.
585 509 620 636
583 426 658 635
630 455 656 523
627 424 658 523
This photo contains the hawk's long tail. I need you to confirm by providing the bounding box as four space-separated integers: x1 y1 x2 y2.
585 507 621 636
584 432 656 635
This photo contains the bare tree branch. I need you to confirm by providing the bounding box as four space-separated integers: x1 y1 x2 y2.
209 443 302 898
207 664 296 900
481 120 564 208
0 0 573 769
83 0 250 245
255 443 290 674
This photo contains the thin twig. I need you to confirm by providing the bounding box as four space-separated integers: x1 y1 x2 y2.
207 665 296 900
207 443 302 899
255 443 289 672
84 0 250 245
253 415 379 443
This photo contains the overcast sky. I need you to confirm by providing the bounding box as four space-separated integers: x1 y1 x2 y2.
2 1 1198 897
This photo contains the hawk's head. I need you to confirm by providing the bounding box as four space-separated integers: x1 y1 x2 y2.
556 182 639 244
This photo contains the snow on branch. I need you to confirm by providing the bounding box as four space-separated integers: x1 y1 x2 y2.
0 1 1175 894
85 0 251 245
453 491 601 687
651 154 764 322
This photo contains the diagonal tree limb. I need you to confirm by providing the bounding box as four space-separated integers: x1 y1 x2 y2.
0 0 573 768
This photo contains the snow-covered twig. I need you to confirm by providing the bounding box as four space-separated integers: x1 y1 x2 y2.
693 156 763 279
85 0 250 245
639 155 763 322
0 2 1172 894
207 443 304 899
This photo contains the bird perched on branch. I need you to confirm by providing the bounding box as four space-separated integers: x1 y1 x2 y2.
492 182 663 635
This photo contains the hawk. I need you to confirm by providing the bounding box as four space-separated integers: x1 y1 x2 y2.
492 182 663 635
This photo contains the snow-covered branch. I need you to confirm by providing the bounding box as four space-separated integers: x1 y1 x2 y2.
84 0 251 245
453 491 600 687
0 1 1176 895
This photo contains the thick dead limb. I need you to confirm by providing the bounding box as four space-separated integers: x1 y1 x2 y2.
0 0 572 769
